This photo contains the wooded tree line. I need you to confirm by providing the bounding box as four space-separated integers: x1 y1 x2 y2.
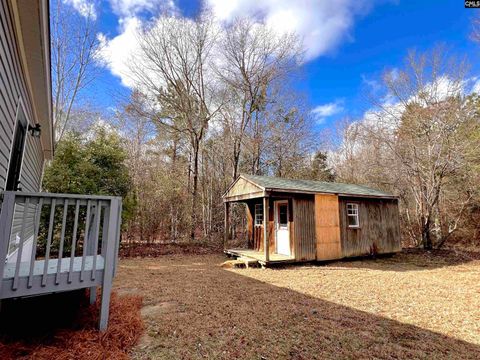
49 5 480 249
117 16 330 243
332 48 480 249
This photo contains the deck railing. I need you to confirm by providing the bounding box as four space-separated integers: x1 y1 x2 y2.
0 191 122 330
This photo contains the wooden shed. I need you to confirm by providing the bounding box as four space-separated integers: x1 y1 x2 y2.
223 174 401 265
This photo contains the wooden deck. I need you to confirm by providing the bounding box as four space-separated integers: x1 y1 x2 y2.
0 192 122 330
3 255 104 279
225 248 295 265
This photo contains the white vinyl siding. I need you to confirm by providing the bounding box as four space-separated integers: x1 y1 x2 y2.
0 2 45 257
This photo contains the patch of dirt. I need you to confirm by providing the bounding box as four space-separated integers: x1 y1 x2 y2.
114 250 480 359
141 301 180 318
0 291 144 359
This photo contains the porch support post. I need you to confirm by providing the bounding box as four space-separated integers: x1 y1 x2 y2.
263 196 269 263
224 201 230 250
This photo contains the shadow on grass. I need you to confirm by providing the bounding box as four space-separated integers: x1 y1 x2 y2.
118 255 480 359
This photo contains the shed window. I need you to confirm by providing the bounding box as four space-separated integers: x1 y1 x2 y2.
278 203 288 228
347 203 359 228
254 204 263 226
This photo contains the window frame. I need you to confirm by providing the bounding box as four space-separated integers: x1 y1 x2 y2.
254 203 263 227
346 203 360 228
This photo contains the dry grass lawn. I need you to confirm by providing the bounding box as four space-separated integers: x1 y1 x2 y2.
114 250 480 359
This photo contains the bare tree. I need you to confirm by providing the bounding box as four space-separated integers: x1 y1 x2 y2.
217 18 301 179
128 14 223 241
51 0 101 143
120 14 319 244
262 91 315 177
335 47 480 249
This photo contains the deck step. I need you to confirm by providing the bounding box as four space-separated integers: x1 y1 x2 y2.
220 257 259 269
238 257 259 268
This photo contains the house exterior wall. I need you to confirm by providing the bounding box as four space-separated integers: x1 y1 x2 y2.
1 1 47 256
0 1 45 191
338 197 401 257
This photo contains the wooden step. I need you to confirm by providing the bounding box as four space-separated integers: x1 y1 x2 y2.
220 257 259 269
238 257 259 268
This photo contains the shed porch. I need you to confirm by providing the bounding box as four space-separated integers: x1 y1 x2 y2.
223 179 315 266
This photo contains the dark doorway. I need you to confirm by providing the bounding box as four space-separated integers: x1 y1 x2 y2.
6 106 27 191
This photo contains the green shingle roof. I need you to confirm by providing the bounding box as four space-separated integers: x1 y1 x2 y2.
241 174 396 198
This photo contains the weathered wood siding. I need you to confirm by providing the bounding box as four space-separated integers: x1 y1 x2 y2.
245 202 253 248
0 1 45 255
245 200 264 251
293 196 316 261
224 177 263 201
314 194 342 260
247 197 295 256
339 197 401 257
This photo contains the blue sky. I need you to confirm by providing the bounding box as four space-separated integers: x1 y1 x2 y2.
69 0 480 131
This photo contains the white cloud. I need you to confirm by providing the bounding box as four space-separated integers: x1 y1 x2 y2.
311 100 344 123
97 0 180 89
64 0 97 19
205 0 381 61
353 75 468 138
361 74 379 88
469 77 480 95
107 0 177 18
97 17 143 88
98 0 386 88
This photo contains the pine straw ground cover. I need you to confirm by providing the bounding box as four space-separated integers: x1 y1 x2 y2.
114 250 480 359
0 290 143 359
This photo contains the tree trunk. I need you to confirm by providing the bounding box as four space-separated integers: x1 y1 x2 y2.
232 145 240 181
422 216 432 250
190 138 200 241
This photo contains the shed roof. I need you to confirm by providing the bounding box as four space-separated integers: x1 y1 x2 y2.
224 174 396 199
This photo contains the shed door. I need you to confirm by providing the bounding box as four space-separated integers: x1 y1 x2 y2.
275 200 290 256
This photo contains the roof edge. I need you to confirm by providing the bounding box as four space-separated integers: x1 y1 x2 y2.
262 187 398 199
11 0 54 159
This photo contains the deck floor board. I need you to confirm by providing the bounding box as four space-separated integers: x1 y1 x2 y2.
3 255 105 279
